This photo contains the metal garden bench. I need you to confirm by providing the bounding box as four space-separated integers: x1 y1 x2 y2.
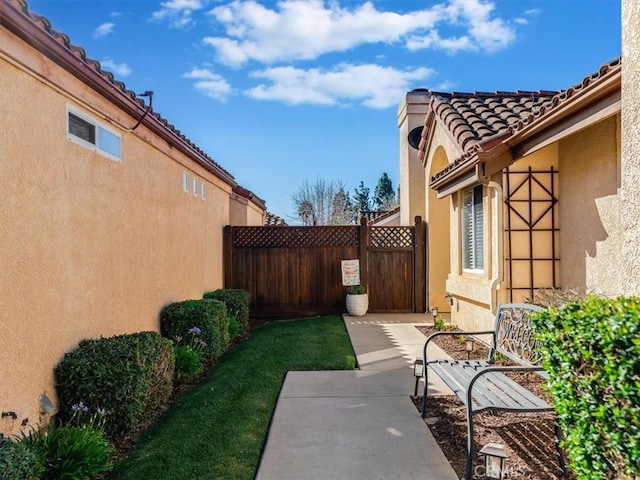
420 303 566 480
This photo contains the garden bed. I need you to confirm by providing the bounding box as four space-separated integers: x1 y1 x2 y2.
414 326 574 480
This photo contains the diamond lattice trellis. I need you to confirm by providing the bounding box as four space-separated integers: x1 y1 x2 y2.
369 227 413 249
232 226 359 248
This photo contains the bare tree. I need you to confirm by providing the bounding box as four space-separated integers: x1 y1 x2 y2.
291 178 355 225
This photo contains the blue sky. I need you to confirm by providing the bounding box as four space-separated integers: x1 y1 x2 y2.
28 0 620 221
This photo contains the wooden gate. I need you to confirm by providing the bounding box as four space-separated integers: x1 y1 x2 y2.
223 217 426 318
368 223 424 312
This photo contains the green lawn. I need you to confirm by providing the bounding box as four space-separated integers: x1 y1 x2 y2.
107 316 356 480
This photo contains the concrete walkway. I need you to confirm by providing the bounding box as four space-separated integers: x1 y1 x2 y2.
255 313 458 480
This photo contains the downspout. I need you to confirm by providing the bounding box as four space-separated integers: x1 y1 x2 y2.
487 180 504 314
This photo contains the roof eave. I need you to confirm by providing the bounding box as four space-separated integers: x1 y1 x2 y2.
1 0 237 186
504 62 621 157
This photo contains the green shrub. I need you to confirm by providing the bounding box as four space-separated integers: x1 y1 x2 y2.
55 331 174 438
203 289 250 335
228 316 241 340
346 285 366 295
174 345 203 382
23 424 111 480
0 434 45 480
160 299 230 361
532 296 640 480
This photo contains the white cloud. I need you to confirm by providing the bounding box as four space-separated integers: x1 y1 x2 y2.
150 0 204 29
245 63 434 109
183 67 232 101
100 58 132 77
525 8 542 16
94 22 115 38
203 0 517 67
514 18 528 25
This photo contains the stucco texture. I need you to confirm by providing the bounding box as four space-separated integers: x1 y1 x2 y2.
621 0 640 294
559 116 621 295
0 31 248 435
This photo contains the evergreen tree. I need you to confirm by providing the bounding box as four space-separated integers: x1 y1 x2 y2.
374 172 397 211
353 181 372 213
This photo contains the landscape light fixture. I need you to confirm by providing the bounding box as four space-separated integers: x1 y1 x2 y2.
431 305 438 320
479 443 509 479
465 337 475 359
39 392 54 414
413 358 424 397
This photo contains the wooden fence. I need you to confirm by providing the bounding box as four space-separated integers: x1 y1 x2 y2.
223 216 426 318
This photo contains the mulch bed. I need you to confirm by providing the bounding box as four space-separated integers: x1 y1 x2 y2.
414 326 574 480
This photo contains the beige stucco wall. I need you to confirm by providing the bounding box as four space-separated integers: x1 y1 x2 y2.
397 93 428 225
247 199 266 226
0 28 249 435
621 0 640 294
427 146 451 313
559 115 621 295
229 194 249 225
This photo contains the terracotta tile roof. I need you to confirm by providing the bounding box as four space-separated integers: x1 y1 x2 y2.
265 212 287 226
428 56 621 186
232 185 267 210
429 90 558 155
3 0 234 181
363 207 400 225
358 210 396 224
505 57 621 137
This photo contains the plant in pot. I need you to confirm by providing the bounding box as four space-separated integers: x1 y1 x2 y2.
346 285 368 316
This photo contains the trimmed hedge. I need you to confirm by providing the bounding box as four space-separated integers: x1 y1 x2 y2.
532 296 640 480
160 299 229 361
55 332 174 439
0 435 44 480
203 289 250 335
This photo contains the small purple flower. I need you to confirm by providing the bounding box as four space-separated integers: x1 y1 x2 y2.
187 326 202 336
71 401 89 413
96 407 107 416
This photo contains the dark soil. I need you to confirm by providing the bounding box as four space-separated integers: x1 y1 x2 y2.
414 326 574 480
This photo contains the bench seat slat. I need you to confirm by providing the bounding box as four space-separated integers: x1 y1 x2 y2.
429 360 552 412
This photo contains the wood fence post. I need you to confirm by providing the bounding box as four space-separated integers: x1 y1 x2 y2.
223 225 233 288
414 216 426 313
359 216 369 288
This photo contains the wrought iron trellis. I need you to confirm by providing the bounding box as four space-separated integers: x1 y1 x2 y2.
504 166 560 302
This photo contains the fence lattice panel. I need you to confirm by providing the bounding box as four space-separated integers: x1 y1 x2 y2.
370 227 413 249
232 226 359 248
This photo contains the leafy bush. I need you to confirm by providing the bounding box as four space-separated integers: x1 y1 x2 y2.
228 317 241 339
174 345 203 382
0 434 44 480
347 285 366 295
160 299 230 361
28 424 111 480
55 331 174 438
532 296 640 480
203 289 250 335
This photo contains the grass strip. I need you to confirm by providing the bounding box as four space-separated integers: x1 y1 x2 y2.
107 316 356 480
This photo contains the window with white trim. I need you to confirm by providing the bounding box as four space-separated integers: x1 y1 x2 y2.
462 184 484 272
192 177 198 196
182 172 189 193
66 106 121 161
201 182 206 200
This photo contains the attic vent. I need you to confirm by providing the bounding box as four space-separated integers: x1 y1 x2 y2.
408 126 424 150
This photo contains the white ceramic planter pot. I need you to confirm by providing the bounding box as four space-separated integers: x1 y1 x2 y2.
346 293 369 316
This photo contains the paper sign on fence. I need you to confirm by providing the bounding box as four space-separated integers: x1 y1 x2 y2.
341 259 360 286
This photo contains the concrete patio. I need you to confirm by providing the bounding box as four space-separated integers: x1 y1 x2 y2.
255 313 458 480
